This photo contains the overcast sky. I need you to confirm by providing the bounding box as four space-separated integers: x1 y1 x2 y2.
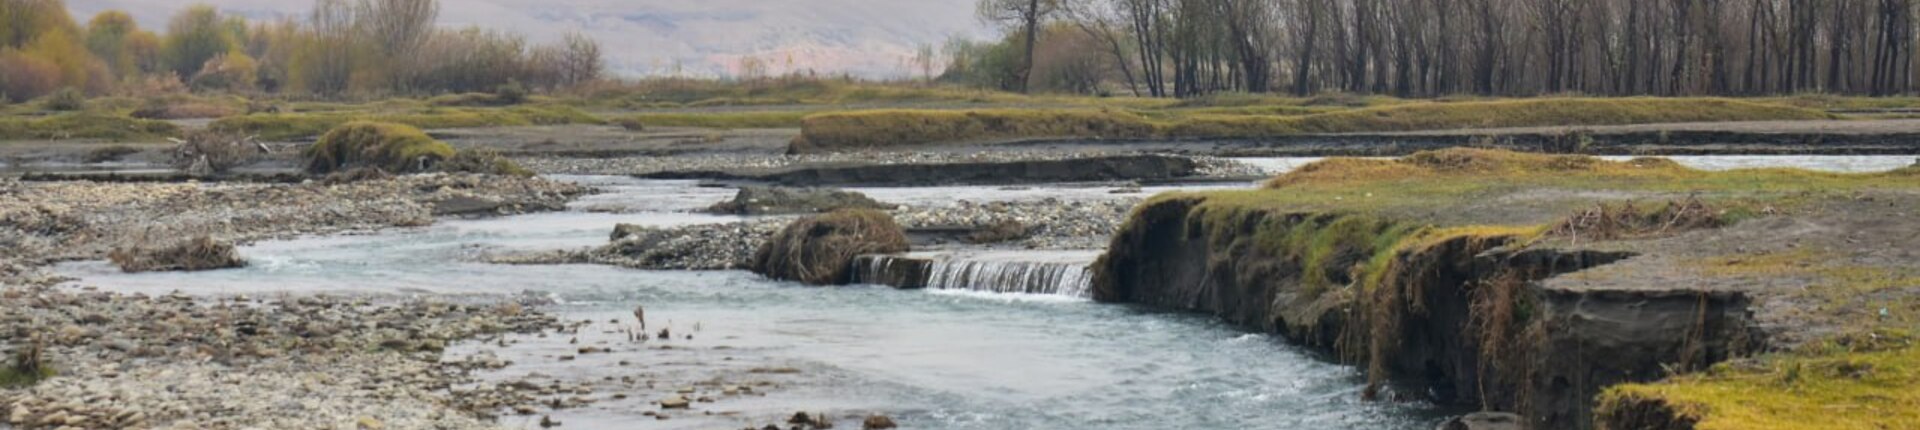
66 0 992 78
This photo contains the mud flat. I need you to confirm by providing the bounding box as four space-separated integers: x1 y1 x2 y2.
1088 149 1920 429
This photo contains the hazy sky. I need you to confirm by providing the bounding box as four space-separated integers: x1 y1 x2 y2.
65 0 992 77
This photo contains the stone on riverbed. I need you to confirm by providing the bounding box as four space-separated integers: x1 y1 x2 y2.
106 236 247 273
706 186 892 215
750 209 909 285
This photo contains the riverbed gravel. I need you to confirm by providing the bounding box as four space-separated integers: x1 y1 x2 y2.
1 174 585 284
493 197 1138 271
0 286 566 430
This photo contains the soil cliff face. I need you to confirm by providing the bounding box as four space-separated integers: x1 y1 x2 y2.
1092 197 1763 430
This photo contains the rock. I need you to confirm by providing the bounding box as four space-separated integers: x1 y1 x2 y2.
707 186 892 215
356 416 385 430
659 395 691 409
862 414 898 430
540 415 561 428
750 209 909 285
1436 412 1526 430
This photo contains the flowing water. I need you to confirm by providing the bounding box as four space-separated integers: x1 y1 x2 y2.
47 155 1914 429
51 174 1447 430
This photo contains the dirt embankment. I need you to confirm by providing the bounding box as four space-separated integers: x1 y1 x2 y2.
1090 197 1773 430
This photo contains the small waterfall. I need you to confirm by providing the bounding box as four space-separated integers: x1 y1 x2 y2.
854 251 1100 298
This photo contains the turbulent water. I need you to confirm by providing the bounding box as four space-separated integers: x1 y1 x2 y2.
46 155 1914 429
858 251 1101 298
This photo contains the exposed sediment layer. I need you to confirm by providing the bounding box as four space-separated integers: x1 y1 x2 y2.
635 154 1201 186
1090 197 1763 430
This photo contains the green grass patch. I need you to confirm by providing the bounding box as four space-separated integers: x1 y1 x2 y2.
0 112 181 141
212 105 604 141
1598 331 1920 430
798 98 1832 151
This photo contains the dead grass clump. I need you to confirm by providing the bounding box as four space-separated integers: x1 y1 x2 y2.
436 148 532 177
750 209 909 285
0 339 54 388
83 145 142 163
108 236 248 273
1549 197 1724 244
169 130 267 175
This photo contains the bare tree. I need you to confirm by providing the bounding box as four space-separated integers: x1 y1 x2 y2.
979 0 1060 93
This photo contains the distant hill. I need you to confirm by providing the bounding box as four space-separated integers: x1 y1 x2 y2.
66 0 990 78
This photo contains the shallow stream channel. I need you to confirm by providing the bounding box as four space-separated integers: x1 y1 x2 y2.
48 155 1915 429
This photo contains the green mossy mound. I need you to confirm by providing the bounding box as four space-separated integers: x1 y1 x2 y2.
306 121 457 174
750 209 910 285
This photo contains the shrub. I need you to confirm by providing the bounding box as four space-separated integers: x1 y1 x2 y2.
305 121 456 174
615 117 646 131
108 236 247 273
42 87 86 111
494 80 529 105
750 209 910 285
0 51 63 101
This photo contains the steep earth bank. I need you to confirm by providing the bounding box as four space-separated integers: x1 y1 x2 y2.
1089 197 1776 430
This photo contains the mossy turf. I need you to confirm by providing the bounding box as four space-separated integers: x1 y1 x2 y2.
305 121 457 174
0 112 181 141
1598 331 1920 430
796 98 1833 151
211 105 604 141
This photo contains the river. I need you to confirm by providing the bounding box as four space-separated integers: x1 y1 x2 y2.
49 155 1916 429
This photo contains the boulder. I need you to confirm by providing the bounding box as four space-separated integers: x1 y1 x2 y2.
659 395 690 409
1436 412 1526 430
707 186 891 215
750 209 909 285
862 415 898 430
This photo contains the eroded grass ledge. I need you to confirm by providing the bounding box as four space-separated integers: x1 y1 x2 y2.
1092 149 1920 429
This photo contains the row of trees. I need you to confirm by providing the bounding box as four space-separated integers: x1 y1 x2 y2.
959 0 1920 98
1 0 602 101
